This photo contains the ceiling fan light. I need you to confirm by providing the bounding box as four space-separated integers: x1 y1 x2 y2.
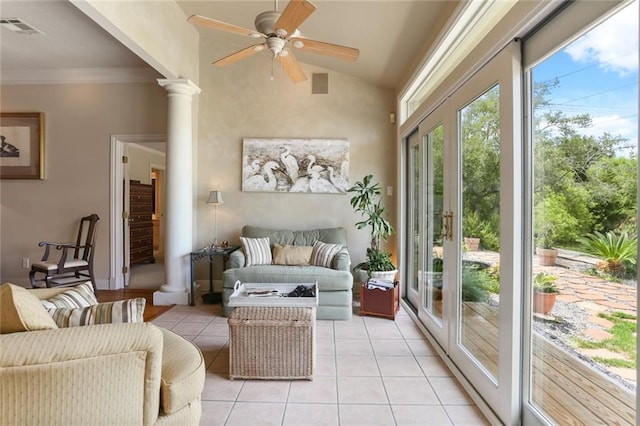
249 33 262 38
254 45 265 52
275 28 288 36
292 40 304 49
266 37 285 55
279 49 289 57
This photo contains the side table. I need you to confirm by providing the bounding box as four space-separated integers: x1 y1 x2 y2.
189 245 239 306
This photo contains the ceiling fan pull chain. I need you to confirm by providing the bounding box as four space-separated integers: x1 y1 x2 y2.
271 56 275 81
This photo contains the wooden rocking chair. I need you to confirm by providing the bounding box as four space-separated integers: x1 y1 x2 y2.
29 214 100 293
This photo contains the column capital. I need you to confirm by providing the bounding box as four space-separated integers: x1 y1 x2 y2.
157 78 201 96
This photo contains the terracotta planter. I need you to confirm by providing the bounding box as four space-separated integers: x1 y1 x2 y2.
536 247 558 266
464 237 481 251
533 291 557 314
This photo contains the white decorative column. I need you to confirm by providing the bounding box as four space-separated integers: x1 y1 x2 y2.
154 79 201 306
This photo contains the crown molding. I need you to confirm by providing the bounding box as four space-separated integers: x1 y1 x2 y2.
1 67 161 85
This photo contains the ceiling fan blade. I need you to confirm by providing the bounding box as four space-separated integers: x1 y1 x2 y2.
213 44 266 67
277 50 307 83
188 15 263 38
290 38 359 61
274 0 317 37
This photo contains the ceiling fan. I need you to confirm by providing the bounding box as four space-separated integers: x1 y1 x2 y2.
187 0 359 83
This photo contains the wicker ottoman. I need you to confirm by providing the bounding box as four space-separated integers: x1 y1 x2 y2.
228 306 316 380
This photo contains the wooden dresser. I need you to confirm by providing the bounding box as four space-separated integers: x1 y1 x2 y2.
129 180 154 265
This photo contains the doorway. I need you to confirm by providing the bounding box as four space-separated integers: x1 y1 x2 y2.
110 135 166 290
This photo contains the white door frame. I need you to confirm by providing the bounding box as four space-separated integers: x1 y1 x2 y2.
110 134 166 289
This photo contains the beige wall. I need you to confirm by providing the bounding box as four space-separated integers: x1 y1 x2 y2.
0 82 167 286
1 14 399 288
195 44 398 271
128 144 166 185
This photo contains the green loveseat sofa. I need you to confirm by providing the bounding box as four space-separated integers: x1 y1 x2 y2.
222 225 353 320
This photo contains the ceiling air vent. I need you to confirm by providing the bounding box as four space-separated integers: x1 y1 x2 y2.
0 18 43 35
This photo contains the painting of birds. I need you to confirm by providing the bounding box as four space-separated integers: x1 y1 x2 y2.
242 161 279 192
241 138 349 194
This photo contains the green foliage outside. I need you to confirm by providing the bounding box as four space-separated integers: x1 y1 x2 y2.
460 86 501 251
461 264 499 301
463 210 499 251
534 191 583 248
458 77 637 259
533 80 636 251
573 311 637 369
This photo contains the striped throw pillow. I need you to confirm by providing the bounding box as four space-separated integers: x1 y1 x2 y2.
47 298 146 328
40 281 98 310
310 241 342 268
240 237 272 266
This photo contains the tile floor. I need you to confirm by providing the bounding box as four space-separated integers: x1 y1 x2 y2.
152 302 489 426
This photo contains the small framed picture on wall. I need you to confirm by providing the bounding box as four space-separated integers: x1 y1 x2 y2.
0 112 44 179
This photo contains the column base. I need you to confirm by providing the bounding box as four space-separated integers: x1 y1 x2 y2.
153 289 189 306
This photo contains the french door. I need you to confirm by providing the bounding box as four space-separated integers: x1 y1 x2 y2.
405 44 522 423
408 108 448 345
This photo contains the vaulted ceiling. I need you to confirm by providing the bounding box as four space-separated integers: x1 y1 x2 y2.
1 0 453 90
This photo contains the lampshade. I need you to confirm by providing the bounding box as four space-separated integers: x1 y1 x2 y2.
207 190 224 205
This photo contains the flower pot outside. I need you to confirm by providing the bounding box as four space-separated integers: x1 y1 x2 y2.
533 291 557 314
536 247 558 266
464 237 481 251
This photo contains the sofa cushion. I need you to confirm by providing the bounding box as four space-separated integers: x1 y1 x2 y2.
40 281 98 310
240 236 272 266
242 225 348 247
310 241 343 268
0 283 58 334
224 265 353 292
272 244 313 265
159 327 206 415
47 298 146 328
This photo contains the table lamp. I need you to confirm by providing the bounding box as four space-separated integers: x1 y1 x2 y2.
207 190 224 248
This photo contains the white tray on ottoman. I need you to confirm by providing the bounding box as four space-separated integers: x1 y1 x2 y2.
227 281 318 308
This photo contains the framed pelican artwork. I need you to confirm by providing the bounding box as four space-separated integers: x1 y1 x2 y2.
242 138 349 194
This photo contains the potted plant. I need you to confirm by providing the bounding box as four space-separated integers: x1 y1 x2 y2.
534 195 576 266
535 229 559 266
578 230 637 278
462 210 485 251
532 271 559 314
348 174 396 282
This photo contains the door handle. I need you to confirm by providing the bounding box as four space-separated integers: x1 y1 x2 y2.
443 212 454 241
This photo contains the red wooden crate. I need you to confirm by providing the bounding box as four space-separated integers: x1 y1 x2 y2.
359 281 399 320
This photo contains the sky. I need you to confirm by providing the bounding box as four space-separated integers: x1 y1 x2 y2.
533 0 639 155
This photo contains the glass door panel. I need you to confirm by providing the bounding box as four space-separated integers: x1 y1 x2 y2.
423 124 445 323
446 44 521 422
415 109 449 346
458 84 501 381
527 2 638 423
406 132 421 308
